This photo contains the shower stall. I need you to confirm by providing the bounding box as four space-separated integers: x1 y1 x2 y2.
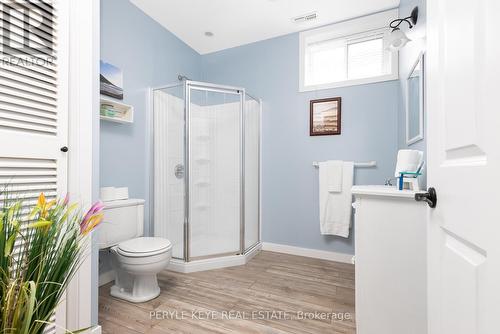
152 80 261 270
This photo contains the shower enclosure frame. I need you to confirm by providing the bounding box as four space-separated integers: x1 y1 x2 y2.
150 80 261 264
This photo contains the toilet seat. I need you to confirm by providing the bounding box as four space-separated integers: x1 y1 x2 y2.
117 237 171 258
110 237 173 303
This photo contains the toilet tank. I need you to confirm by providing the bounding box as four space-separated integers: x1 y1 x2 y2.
98 199 145 249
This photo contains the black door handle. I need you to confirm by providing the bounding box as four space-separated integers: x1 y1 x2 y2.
60 146 68 152
415 187 437 208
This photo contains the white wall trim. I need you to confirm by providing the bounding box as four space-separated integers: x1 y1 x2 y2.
91 325 102 334
405 52 425 146
66 0 100 331
147 87 155 236
258 98 263 245
262 242 354 264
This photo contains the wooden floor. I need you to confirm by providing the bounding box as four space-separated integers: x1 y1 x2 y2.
99 251 356 334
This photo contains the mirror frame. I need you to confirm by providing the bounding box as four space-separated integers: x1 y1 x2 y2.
406 52 425 145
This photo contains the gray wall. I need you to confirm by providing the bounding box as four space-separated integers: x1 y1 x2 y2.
397 0 427 185
100 0 202 235
202 32 400 255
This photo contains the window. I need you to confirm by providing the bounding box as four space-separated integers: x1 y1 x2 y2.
299 10 398 91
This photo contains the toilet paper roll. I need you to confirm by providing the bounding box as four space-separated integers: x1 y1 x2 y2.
114 187 129 200
100 187 116 202
394 150 423 177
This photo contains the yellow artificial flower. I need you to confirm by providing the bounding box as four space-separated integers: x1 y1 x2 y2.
81 213 104 236
37 192 46 208
33 193 57 220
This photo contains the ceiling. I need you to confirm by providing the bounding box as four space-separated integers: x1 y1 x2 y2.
130 0 399 55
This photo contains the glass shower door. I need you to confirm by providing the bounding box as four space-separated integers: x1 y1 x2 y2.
244 94 260 251
153 84 185 259
188 86 241 259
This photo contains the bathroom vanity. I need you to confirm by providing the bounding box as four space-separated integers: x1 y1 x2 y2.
352 185 427 334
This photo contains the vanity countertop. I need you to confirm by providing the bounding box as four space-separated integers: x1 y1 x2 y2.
351 185 423 199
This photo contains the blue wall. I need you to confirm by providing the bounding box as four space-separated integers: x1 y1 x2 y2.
101 1 402 256
100 0 201 235
202 33 400 255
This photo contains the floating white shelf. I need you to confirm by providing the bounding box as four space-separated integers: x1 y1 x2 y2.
100 97 134 124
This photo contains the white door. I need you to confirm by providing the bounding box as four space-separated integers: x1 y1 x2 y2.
426 1 500 333
0 0 69 331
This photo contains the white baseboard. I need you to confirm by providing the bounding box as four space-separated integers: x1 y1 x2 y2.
261 242 354 264
91 325 102 334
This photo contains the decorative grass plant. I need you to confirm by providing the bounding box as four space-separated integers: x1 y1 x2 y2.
0 193 104 333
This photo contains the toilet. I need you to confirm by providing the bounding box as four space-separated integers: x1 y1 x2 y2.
99 198 172 303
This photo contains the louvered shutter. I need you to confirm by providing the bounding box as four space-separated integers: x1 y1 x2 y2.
0 0 68 333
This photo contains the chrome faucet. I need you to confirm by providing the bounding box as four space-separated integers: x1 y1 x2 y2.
385 177 396 186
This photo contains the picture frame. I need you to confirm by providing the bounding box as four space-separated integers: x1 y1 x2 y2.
310 97 341 136
100 60 124 100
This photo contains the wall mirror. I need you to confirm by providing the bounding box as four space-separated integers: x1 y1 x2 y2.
406 53 424 145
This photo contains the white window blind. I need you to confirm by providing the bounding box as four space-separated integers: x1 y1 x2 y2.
304 31 395 89
305 39 347 85
347 35 385 80
299 10 399 91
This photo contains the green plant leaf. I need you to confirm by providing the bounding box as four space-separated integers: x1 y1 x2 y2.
28 206 41 220
0 193 99 333
28 220 53 229
4 230 17 257
20 281 37 334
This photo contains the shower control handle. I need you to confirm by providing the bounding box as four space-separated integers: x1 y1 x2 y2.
174 164 184 179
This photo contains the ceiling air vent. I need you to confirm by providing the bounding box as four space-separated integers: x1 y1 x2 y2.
292 12 318 24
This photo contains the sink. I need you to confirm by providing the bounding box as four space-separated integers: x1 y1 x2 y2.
351 185 421 198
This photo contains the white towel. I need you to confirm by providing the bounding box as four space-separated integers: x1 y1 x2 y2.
320 160 343 193
319 161 354 237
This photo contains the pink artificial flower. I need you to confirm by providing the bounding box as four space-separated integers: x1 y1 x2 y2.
80 201 104 235
63 193 70 206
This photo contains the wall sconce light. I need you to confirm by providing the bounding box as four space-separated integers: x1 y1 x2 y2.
384 6 419 51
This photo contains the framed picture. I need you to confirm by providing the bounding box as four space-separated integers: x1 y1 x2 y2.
310 97 341 136
100 60 124 100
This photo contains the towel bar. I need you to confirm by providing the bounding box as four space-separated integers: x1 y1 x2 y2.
312 161 377 168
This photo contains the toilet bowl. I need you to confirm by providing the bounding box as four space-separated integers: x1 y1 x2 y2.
99 199 172 303
109 237 172 303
